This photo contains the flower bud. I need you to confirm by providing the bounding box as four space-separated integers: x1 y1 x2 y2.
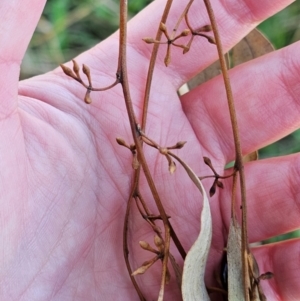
116 137 127 147
84 90 92 104
72 60 80 74
60 64 76 79
154 235 164 252
139 241 150 250
132 155 139 170
159 22 167 32
203 156 212 166
169 161 176 174
181 29 190 36
207 36 216 44
201 25 212 32
142 37 155 44
176 141 187 149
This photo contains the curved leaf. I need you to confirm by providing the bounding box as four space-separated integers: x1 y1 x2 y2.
232 28 274 67
172 157 212 301
227 219 245 301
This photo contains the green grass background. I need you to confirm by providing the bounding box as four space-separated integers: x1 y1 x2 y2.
21 1 300 243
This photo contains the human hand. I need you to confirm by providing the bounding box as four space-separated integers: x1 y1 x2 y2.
1 0 300 300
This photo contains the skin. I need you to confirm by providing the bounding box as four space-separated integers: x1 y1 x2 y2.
1 0 300 300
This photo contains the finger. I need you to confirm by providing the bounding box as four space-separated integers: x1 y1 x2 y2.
0 0 46 117
181 41 300 163
218 154 300 243
42 0 293 115
253 239 300 300
126 0 294 87
56 0 293 92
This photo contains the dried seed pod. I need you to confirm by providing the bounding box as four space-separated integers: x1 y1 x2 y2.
129 144 136 151
200 25 212 32
72 59 80 74
175 141 187 149
209 180 217 197
154 235 164 252
216 180 224 189
131 257 158 276
164 52 171 67
183 38 193 54
84 90 92 104
259 272 274 281
159 148 168 155
131 262 152 276
116 137 128 147
139 241 150 250
183 45 190 54
207 36 216 44
181 29 191 36
139 241 159 254
132 154 139 170
60 64 76 79
203 156 212 166
131 265 148 276
142 37 155 44
159 22 167 33
169 161 176 174
82 64 92 86
82 64 90 76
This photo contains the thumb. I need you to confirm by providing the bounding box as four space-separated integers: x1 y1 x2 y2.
0 0 46 117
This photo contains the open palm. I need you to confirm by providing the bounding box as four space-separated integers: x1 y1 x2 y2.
1 0 300 300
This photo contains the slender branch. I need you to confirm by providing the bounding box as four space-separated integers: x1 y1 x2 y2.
118 1 172 300
122 12 175 286
123 185 146 301
122 2 187 297
139 0 186 260
202 0 249 299
199 172 236 181
89 79 120 91
170 0 194 40
141 0 173 130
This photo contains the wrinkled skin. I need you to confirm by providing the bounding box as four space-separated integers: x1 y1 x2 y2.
1 0 300 300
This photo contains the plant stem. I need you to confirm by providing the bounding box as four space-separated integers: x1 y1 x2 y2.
141 0 173 131
118 1 172 299
139 0 187 260
170 0 194 40
202 0 249 300
123 185 146 301
123 0 187 297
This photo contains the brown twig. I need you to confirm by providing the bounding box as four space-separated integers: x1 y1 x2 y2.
170 0 194 40
122 0 190 298
202 0 250 299
141 0 173 130
118 1 174 300
123 189 146 300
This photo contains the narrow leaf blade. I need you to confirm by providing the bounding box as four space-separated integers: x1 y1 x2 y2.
174 160 212 301
227 218 246 301
232 28 274 67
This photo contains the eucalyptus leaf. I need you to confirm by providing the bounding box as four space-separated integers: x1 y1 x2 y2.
171 157 212 301
232 28 274 67
227 218 245 301
243 151 258 163
187 54 230 90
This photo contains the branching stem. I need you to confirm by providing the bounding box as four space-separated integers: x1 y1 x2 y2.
118 1 175 300
122 0 187 297
203 0 249 299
